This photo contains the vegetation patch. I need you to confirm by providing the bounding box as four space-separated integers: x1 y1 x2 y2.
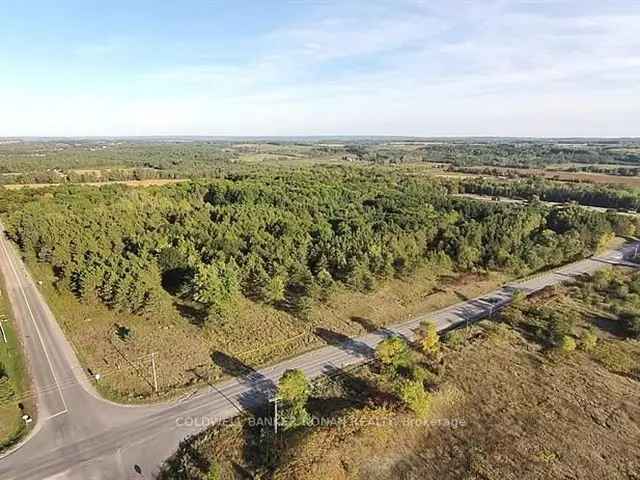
0 276 30 452
158 269 640 479
455 175 640 213
0 167 628 398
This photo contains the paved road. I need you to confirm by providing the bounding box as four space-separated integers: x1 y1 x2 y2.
0 222 638 479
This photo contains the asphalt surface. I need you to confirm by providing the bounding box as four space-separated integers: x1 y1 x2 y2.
0 222 638 479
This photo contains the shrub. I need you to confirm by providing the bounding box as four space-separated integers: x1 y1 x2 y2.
400 379 431 418
580 329 598 352
500 305 526 327
558 335 577 353
593 268 614 291
417 320 440 356
443 329 467 350
485 322 515 344
552 311 577 338
511 289 527 306
207 461 221 480
411 365 436 385
278 369 311 429
621 312 640 338
376 337 411 369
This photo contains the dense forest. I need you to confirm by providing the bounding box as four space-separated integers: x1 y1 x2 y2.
0 168 634 322
456 177 640 212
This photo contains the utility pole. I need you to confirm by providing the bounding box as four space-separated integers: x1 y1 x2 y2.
151 352 158 393
270 395 279 434
274 395 278 434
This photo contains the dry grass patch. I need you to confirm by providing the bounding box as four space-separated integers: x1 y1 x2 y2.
455 165 640 187
159 317 640 479
28 257 508 401
591 340 640 378
156 276 640 480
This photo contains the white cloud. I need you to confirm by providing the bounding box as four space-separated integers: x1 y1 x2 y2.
2 0 640 136
267 14 445 62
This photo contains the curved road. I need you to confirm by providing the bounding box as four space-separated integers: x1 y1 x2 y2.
0 223 638 479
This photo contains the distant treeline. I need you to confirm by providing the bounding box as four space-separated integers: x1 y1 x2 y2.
1 168 634 322
455 177 640 212
561 165 640 176
4 141 640 186
413 143 640 168
349 143 640 169
0 142 336 184
0 168 188 185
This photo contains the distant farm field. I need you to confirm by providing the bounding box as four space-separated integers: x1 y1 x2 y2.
456 166 640 187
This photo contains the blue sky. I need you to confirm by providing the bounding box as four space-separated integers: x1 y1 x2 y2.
1 0 638 136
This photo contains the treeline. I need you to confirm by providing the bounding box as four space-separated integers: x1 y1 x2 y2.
413 143 640 168
342 142 640 172
0 142 238 174
456 177 640 212
562 165 640 176
0 168 188 186
0 168 632 321
0 142 247 186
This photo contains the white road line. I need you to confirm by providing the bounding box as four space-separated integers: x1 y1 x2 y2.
0 235 68 416
46 410 69 420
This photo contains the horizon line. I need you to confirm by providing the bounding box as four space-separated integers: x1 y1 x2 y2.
2 135 639 141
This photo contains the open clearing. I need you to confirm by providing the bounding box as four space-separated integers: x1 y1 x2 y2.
27 259 507 402
160 275 640 480
454 166 640 187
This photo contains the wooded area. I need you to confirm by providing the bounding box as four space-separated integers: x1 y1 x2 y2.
455 176 640 212
1 167 633 324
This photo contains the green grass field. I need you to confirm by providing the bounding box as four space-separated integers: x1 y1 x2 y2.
0 277 29 451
